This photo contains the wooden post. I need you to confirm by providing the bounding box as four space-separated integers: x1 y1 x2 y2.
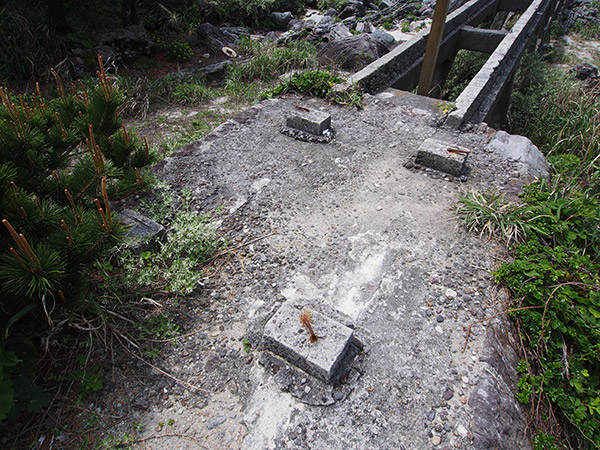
417 0 451 96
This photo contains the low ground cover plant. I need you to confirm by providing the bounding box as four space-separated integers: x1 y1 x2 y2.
458 42 600 448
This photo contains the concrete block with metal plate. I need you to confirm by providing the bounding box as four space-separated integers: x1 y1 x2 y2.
263 302 360 384
286 109 331 136
414 138 470 176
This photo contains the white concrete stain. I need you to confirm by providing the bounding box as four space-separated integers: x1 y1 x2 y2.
242 366 299 450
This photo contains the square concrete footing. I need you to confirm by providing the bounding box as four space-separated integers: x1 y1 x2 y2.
263 302 356 384
286 109 331 136
414 138 470 176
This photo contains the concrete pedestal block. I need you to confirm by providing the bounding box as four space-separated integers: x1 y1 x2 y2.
286 109 331 136
414 138 469 176
263 302 356 384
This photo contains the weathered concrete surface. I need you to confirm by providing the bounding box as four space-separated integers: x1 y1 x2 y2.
105 93 543 449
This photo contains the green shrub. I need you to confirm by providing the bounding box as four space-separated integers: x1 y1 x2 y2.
317 0 348 11
263 69 344 97
461 49 600 448
443 50 488 101
0 59 153 426
509 63 600 193
172 82 216 104
209 0 308 26
156 38 194 62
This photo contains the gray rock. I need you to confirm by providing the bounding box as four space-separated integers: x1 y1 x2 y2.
572 62 599 80
270 11 293 30
339 1 366 19
206 415 227 430
119 208 166 255
196 23 245 53
371 28 397 52
288 19 306 33
265 31 278 42
486 130 549 180
318 34 386 70
421 7 435 18
442 387 454 400
97 25 154 64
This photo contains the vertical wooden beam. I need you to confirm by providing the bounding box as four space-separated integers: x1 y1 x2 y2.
417 0 452 96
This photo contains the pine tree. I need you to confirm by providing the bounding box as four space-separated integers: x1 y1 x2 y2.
0 56 153 328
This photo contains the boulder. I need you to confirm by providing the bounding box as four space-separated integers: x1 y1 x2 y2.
97 25 154 64
370 28 397 52
572 62 599 80
270 11 293 30
486 130 550 180
339 1 366 19
196 23 245 53
288 19 306 33
318 34 383 70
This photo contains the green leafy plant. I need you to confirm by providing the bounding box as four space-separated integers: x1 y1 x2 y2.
262 69 362 107
73 354 104 400
156 38 194 62
0 344 48 427
123 184 223 294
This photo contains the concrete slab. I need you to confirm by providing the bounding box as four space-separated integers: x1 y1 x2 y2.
286 109 331 136
414 138 470 176
263 302 356 384
138 95 538 450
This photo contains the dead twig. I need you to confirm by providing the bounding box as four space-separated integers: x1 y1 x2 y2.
202 232 277 266
117 338 210 395
135 432 209 448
